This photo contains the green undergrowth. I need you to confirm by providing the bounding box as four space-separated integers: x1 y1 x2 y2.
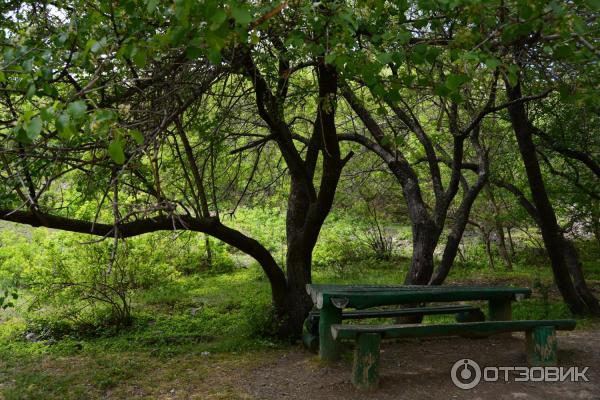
1 221 599 399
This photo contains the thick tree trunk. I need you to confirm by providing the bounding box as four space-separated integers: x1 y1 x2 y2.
430 146 488 285
561 239 600 314
404 221 438 285
278 179 315 337
505 80 590 314
272 61 346 338
281 246 315 336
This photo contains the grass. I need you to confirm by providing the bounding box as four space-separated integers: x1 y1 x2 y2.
1 228 599 398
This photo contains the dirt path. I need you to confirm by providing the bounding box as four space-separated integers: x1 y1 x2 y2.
3 331 598 399
224 331 599 400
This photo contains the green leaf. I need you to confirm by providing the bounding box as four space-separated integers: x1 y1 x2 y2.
376 52 393 65
210 10 227 31
132 47 147 68
67 100 87 121
22 58 34 72
56 113 74 139
397 31 412 45
206 48 222 64
146 0 159 12
484 58 501 69
231 5 252 25
90 38 106 53
25 116 42 140
129 130 144 145
25 83 36 98
506 65 520 87
517 3 534 19
435 83 451 98
186 46 203 59
445 74 468 90
94 109 117 123
586 0 600 9
41 107 54 122
108 140 125 164
42 83 59 97
325 52 337 65
13 126 30 144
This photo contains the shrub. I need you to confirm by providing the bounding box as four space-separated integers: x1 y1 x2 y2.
17 230 179 337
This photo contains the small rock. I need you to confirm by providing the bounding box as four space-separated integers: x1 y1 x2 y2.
190 307 203 316
25 332 39 342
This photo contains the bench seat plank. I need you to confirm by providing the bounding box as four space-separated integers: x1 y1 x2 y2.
336 319 576 390
309 304 479 320
307 284 531 310
331 319 576 340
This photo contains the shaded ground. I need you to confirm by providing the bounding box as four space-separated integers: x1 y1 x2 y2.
2 330 598 399
240 331 599 400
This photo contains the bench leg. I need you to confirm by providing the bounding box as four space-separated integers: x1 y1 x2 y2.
488 299 512 321
303 332 319 353
487 299 513 337
352 333 381 390
319 304 342 361
526 326 557 366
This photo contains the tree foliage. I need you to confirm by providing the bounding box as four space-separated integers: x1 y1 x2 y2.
1 0 599 335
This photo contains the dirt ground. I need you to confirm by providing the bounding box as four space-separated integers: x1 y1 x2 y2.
3 331 599 399
209 331 600 400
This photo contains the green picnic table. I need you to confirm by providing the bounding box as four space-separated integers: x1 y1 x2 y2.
305 283 532 361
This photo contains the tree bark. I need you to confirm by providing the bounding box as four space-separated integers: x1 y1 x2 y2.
341 83 491 288
504 79 593 315
0 208 290 317
507 226 516 256
487 187 513 270
405 221 439 285
243 50 348 336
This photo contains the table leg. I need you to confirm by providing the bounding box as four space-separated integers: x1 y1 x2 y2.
319 303 342 361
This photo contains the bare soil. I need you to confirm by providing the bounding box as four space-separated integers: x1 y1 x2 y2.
3 331 599 399
217 331 600 400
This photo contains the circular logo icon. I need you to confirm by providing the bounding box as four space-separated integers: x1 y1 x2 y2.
451 358 481 390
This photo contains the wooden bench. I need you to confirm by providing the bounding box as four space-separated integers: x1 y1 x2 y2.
306 284 532 361
331 319 576 390
303 304 484 352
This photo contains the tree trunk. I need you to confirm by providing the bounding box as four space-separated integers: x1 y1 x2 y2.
204 234 213 269
483 229 495 270
404 221 438 285
496 225 512 270
507 226 516 256
561 239 600 314
430 192 487 284
277 178 315 337
505 79 589 314
592 215 600 252
487 187 512 270
281 246 315 336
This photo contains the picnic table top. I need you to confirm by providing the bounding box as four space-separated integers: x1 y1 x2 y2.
306 284 532 309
